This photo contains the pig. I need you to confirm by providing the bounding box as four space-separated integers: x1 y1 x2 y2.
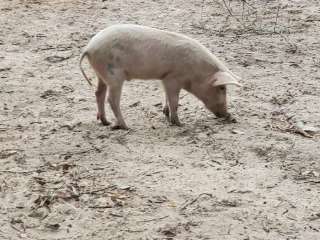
79 24 241 130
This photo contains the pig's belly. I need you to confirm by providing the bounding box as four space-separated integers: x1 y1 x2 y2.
122 59 171 81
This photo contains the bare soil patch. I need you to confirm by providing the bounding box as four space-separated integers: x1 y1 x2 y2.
0 0 319 239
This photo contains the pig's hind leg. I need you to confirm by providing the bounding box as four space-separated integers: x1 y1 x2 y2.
95 78 110 126
103 67 128 130
96 67 128 130
90 61 127 129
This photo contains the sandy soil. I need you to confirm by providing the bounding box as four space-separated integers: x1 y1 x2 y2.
0 0 320 239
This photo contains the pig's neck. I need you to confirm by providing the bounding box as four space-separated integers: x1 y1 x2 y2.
184 73 212 105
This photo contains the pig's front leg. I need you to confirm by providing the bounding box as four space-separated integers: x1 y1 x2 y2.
163 82 182 126
162 94 170 118
96 78 110 126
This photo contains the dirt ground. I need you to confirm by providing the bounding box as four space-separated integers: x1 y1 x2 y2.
0 0 320 239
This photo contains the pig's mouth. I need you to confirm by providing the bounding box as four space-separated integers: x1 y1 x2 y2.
206 103 233 120
214 111 230 118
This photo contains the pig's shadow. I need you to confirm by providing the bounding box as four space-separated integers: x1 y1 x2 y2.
114 115 235 144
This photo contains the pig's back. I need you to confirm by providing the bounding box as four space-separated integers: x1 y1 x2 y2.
86 24 220 79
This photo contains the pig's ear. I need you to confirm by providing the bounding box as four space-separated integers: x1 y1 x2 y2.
210 71 242 87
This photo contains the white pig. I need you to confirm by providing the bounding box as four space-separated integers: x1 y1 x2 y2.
79 24 241 129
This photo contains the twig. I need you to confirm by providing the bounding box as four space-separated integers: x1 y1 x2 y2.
138 215 169 223
115 138 132 152
180 193 213 211
109 212 123 217
10 224 24 233
0 169 40 174
273 3 280 33
80 185 116 195
271 119 313 138
39 149 92 157
222 0 234 16
292 128 313 138
279 32 298 53
241 0 254 9
88 205 113 209
241 0 245 21
206 152 222 166
125 228 145 233
221 0 245 28
200 0 205 23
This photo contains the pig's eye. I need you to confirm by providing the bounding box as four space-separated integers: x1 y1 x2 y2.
219 86 226 91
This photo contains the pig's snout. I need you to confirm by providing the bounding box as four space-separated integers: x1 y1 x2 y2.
207 102 229 118
214 111 237 123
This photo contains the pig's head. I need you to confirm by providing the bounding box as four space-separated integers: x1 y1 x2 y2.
203 71 241 118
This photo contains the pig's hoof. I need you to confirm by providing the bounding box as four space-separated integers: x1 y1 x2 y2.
111 124 129 130
97 113 110 126
101 119 111 126
224 115 237 123
170 119 183 127
162 106 169 117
